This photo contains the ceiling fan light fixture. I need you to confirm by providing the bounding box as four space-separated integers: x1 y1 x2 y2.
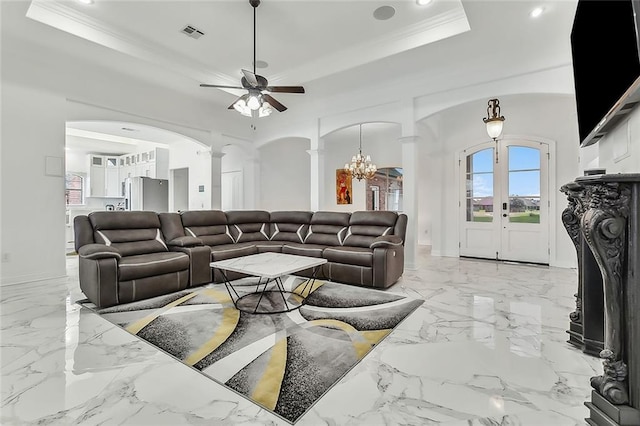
247 93 262 110
200 0 305 117
258 102 272 118
233 99 252 116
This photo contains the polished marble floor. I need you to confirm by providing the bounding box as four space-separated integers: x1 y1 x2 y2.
1 248 602 425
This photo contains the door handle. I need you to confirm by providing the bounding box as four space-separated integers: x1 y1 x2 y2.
502 213 507 217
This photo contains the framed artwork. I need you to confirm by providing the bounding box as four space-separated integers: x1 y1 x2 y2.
336 169 352 204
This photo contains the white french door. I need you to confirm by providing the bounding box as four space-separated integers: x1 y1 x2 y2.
459 139 549 264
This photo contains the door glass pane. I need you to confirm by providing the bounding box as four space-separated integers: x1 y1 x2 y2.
466 148 494 222
508 146 540 224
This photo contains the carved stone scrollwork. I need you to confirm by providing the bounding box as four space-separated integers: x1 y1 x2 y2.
581 182 631 405
560 183 585 323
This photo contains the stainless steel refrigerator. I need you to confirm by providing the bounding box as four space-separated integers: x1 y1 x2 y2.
125 176 169 212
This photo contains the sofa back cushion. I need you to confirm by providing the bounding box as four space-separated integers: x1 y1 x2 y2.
226 210 271 243
180 210 234 246
306 211 351 246
343 211 399 248
270 211 313 243
88 211 168 257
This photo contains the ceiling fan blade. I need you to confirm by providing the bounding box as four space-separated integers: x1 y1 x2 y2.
263 94 287 112
266 86 305 94
228 94 249 110
201 84 245 90
241 69 259 87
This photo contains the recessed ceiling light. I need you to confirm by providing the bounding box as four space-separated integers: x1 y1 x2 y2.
530 7 544 18
416 0 432 6
373 6 396 21
77 0 94 4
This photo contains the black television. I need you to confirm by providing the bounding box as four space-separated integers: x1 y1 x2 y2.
571 0 640 147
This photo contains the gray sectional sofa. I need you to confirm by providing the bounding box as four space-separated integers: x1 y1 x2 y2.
74 209 407 308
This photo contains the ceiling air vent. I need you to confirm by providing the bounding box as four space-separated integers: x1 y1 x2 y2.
181 25 204 39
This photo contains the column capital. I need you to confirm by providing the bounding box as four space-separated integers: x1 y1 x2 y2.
210 150 225 159
306 149 326 157
398 135 421 145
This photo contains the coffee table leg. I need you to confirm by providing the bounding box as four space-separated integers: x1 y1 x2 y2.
299 265 321 298
252 276 270 314
274 277 290 310
219 269 240 308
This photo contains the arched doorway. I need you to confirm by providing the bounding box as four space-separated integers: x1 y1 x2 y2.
459 138 550 264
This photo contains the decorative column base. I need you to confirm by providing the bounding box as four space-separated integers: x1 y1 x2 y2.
586 391 640 426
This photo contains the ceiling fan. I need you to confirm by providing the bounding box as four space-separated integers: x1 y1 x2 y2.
199 0 305 118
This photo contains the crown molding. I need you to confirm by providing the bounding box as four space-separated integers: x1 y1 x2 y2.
25 0 238 92
270 2 470 84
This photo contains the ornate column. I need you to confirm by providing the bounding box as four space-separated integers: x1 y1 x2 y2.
581 181 631 405
566 173 640 426
560 182 604 356
560 182 585 328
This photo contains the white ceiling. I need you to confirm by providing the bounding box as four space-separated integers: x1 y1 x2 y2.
5 0 579 149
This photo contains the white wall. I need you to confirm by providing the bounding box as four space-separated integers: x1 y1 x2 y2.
418 93 581 267
1 83 68 284
258 138 311 211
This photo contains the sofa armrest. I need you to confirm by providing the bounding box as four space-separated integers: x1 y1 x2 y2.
78 246 120 308
372 243 404 288
370 235 403 249
167 236 203 248
171 245 211 286
78 244 122 261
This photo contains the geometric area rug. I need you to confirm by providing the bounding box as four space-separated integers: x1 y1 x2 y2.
79 276 424 424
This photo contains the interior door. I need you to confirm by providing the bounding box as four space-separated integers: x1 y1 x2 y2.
459 140 549 264
221 170 243 210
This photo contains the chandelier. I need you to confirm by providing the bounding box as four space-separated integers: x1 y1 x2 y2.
344 124 377 181
483 98 505 141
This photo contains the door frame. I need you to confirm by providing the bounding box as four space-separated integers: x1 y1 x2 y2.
456 135 558 264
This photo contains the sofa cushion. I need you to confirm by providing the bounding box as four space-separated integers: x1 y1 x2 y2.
255 241 284 253
118 252 190 281
210 242 258 261
282 243 326 258
305 211 351 246
342 211 398 248
270 211 313 243
89 211 168 256
349 211 398 227
322 246 374 267
181 210 234 246
226 210 271 243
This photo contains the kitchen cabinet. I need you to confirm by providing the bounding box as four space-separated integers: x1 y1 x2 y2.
118 147 169 180
89 155 122 197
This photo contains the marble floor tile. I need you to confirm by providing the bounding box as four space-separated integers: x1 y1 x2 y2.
1 249 602 425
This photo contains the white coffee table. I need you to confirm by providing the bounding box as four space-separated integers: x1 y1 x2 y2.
210 252 327 314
